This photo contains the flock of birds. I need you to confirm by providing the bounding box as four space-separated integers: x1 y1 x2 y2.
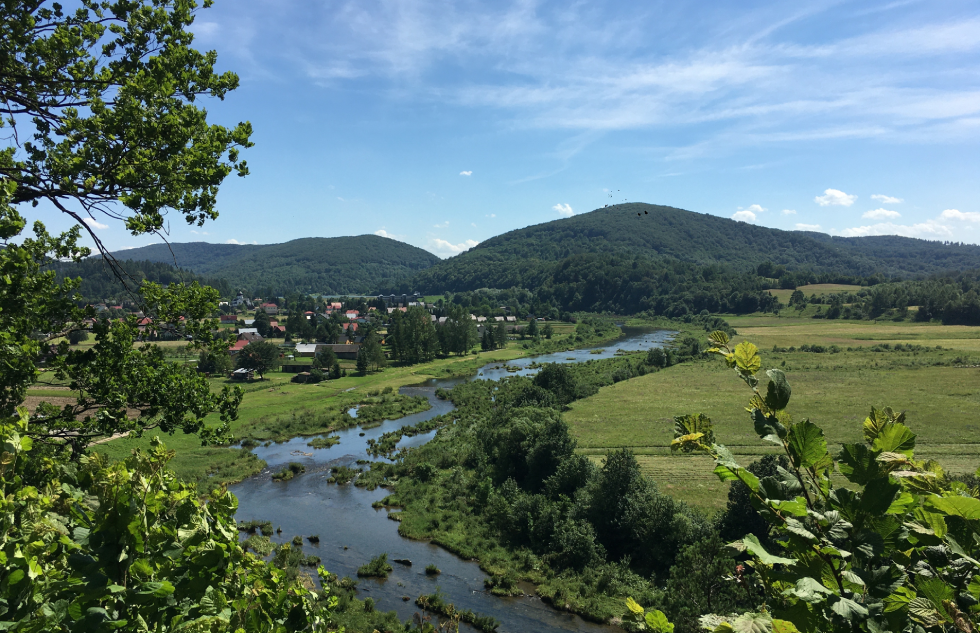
601 189 648 215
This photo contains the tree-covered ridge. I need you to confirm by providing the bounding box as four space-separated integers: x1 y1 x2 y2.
413 204 980 293
111 235 442 296
51 258 231 304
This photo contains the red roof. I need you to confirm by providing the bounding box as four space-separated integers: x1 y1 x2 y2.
220 315 238 322
261 302 277 308
138 317 152 326
342 322 358 331
228 340 249 352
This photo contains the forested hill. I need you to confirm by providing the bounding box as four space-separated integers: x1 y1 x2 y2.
109 235 442 296
52 259 231 304
410 203 980 293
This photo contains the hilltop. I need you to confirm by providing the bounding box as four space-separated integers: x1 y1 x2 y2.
110 235 441 296
409 203 980 293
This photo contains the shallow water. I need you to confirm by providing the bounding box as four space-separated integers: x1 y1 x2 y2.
233 327 673 632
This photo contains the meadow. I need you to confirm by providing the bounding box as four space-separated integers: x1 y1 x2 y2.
565 318 980 513
766 283 864 304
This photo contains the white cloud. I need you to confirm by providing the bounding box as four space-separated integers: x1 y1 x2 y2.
745 204 767 214
460 170 472 176
430 238 479 255
795 223 822 231
940 209 980 222
434 221 450 228
815 189 857 207
871 194 903 204
732 210 756 222
862 208 901 220
553 203 574 217
225 239 245 245
485 213 496 218
836 221 953 239
82 217 109 230
782 209 797 215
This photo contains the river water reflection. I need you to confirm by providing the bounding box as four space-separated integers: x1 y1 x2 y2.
231 327 674 632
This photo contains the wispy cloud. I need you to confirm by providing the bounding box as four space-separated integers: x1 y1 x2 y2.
744 204 767 214
83 217 109 230
553 203 574 217
782 209 797 215
815 189 857 207
835 221 953 239
225 239 257 245
375 228 406 239
871 194 903 204
863 208 901 219
460 170 472 176
795 223 822 231
732 210 756 222
433 221 450 228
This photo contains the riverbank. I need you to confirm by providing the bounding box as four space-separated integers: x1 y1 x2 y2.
93 316 627 487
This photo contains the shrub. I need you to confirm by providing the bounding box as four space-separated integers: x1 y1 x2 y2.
425 564 441 575
357 553 393 578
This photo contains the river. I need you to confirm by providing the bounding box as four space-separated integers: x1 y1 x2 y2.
231 327 674 632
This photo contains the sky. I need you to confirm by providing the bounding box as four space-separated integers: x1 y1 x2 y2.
30 0 980 257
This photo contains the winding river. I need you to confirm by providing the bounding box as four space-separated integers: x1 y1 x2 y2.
231 327 674 632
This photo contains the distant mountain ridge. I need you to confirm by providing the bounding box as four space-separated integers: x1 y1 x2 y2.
408 203 980 293
110 235 441 296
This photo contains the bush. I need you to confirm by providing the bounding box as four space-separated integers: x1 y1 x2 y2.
356 553 393 578
272 462 306 481
425 564 441 575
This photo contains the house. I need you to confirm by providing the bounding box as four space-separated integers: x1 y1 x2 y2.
320 343 361 360
270 325 286 336
231 291 251 308
295 343 319 357
476 316 487 323
220 315 238 323
260 302 278 315
328 302 342 310
341 322 358 333
345 310 359 319
304 311 315 320
505 316 517 322
228 339 250 355
437 317 448 325
268 320 278 327
237 332 263 344
237 327 259 336
493 316 505 322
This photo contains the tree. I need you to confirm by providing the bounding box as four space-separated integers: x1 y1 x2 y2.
330 360 342 380
542 322 554 339
439 303 476 355
363 331 386 371
312 346 337 370
355 347 369 374
495 320 508 348
235 340 281 378
481 327 494 351
1 0 252 258
527 317 539 339
197 350 232 375
252 309 271 337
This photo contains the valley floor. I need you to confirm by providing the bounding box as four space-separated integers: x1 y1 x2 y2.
569 316 980 512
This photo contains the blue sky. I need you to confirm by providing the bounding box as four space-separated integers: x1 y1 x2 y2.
36 0 980 256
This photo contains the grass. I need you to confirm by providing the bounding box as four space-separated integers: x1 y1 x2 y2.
565 320 980 513
767 283 864 304
356 553 393 578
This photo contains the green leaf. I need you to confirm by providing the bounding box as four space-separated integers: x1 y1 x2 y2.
837 443 880 485
673 413 715 451
916 576 954 614
787 420 831 470
859 477 900 516
708 330 730 347
138 581 175 597
740 534 796 566
872 424 916 457
926 495 980 520
830 597 868 620
764 368 792 411
752 409 786 443
771 621 800 633
732 612 773 633
644 609 674 633
733 341 762 375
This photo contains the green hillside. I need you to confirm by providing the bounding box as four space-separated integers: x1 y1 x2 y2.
53 259 232 304
411 203 980 293
110 235 441 296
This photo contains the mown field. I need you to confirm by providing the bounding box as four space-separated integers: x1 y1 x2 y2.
566 318 980 513
767 283 864 304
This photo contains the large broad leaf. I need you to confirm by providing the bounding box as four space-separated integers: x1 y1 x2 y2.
673 413 715 450
830 597 868 621
837 443 880 485
708 330 731 347
740 534 796 566
926 495 980 521
644 610 674 633
787 420 831 470
732 612 773 633
764 368 792 411
771 620 800 633
872 424 916 457
753 409 786 443
733 341 762 375
916 576 954 614
859 477 901 516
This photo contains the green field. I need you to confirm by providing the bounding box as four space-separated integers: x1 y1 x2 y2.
767 283 864 304
566 320 980 513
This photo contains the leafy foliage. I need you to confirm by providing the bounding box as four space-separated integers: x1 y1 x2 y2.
0 409 338 631
672 334 980 632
